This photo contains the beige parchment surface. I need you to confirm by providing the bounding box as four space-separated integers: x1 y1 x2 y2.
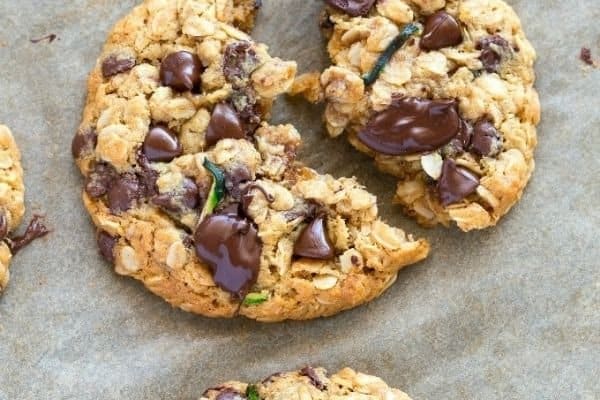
0 1 598 399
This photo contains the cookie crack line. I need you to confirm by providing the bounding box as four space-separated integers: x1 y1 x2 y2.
72 0 429 321
291 0 540 232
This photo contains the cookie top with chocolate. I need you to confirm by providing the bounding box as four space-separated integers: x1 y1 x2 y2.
73 0 428 321
200 367 413 400
299 0 540 231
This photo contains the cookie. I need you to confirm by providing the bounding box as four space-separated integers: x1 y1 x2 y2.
201 367 412 400
72 0 429 321
299 0 540 231
0 125 50 294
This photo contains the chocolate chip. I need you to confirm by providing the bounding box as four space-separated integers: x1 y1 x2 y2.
300 366 326 390
293 216 335 260
216 389 246 400
476 35 510 73
225 165 253 200
101 55 136 78
194 212 262 298
0 211 8 241
143 125 183 162
160 51 203 92
97 231 118 263
223 41 258 85
205 103 246 147
135 151 159 198
107 173 142 214
358 97 461 155
325 0 376 17
85 163 118 198
470 120 501 157
420 11 463 51
231 88 262 130
152 177 200 213
8 215 50 254
437 159 480 206
72 129 97 159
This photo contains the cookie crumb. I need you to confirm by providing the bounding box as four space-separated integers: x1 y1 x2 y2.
30 34 58 44
580 47 594 66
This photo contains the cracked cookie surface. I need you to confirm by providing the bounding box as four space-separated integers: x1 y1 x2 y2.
200 367 413 400
0 125 25 293
300 0 540 231
73 0 429 321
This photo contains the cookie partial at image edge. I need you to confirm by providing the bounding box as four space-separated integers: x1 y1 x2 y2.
0 125 25 293
73 0 429 321
299 0 541 232
200 367 413 400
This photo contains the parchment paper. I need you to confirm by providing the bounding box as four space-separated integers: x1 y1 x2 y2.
0 1 598 399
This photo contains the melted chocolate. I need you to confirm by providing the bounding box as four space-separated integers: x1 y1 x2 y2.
301 366 326 390
223 41 258 84
107 173 142 214
420 11 463 51
437 159 480 206
101 55 135 78
470 120 501 157
205 103 246 147
325 0 376 17
71 129 97 159
8 215 50 254
152 177 200 213
85 163 118 198
358 97 461 155
143 125 183 162
160 51 203 92
194 211 262 298
97 231 118 263
476 35 510 73
293 216 335 260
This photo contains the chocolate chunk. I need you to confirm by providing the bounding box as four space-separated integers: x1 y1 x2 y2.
0 211 8 241
580 47 594 66
470 120 501 157
358 97 461 155
205 103 246 147
194 212 262 298
216 389 246 400
231 88 262 129
420 11 463 51
143 125 183 162
301 366 326 390
107 173 142 214
223 41 258 85
442 119 473 157
476 35 510 73
160 51 203 92
325 0 376 17
101 55 136 78
152 177 199 212
8 215 50 254
97 231 118 263
225 166 253 201
293 216 335 260
85 163 118 198
437 159 480 206
71 129 97 159
135 151 159 198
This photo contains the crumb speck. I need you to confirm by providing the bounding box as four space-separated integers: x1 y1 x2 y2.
580 47 594 66
30 34 58 44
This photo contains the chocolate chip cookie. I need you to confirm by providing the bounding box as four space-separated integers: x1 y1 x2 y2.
73 0 429 321
297 0 540 231
201 367 413 400
0 125 50 294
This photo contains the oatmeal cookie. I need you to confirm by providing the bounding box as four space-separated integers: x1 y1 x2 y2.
0 125 50 294
200 367 413 400
73 0 429 321
302 0 540 231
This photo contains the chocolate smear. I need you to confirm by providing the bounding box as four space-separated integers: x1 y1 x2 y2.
358 97 461 155
8 215 50 254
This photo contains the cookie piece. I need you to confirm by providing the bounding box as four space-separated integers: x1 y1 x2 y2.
201 367 413 400
311 0 540 231
0 125 25 292
73 0 429 321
